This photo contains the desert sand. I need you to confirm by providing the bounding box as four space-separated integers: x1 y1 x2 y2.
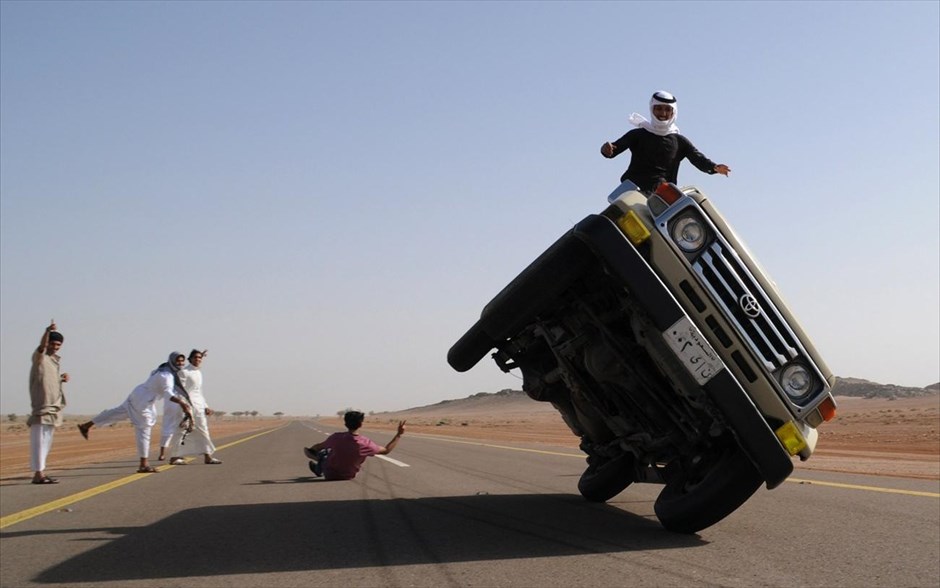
1 396 937 481
361 395 940 480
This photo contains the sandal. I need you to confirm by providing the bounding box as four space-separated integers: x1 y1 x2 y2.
169 458 187 465
77 423 90 440
32 476 59 484
137 466 159 473
205 458 222 465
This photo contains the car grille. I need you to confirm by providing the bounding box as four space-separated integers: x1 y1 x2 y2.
691 241 800 372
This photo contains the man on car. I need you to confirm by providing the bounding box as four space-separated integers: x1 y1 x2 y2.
601 90 731 192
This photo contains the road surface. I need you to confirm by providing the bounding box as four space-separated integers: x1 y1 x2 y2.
1 420 938 587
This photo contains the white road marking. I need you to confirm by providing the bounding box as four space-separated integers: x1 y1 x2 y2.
376 455 410 467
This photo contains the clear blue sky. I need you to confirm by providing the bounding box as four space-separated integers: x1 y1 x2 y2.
2 1 938 417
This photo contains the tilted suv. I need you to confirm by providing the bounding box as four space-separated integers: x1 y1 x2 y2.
448 180 837 533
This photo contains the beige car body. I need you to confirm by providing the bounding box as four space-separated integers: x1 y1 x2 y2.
606 184 835 460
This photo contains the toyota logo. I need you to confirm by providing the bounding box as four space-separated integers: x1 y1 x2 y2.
739 294 761 318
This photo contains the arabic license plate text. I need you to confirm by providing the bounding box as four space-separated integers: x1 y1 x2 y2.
663 317 724 385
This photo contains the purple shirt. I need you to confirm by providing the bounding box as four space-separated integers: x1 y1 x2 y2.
321 432 383 480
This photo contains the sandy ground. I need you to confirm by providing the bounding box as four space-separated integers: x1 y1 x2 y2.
361 395 940 480
2 396 937 481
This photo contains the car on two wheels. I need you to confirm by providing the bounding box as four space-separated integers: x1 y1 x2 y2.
448 180 837 533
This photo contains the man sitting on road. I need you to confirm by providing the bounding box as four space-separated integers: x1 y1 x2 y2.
304 411 406 480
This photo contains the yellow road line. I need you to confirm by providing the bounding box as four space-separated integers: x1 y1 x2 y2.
4 427 933 530
0 425 285 530
786 477 940 498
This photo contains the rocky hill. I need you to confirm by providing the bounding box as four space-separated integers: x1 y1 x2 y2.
832 377 939 399
382 388 548 418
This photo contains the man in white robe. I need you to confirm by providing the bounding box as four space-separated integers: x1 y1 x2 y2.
78 352 194 473
157 395 184 461
167 349 221 465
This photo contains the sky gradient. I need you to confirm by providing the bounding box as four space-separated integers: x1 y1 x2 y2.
2 1 938 417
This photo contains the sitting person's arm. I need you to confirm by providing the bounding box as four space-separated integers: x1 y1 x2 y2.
377 421 406 455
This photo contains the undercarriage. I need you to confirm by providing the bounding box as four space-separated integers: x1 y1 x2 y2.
492 266 730 485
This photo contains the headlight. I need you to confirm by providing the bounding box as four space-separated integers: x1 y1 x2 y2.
780 363 814 401
670 215 707 252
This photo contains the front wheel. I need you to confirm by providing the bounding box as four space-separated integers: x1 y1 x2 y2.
577 453 635 503
654 442 763 534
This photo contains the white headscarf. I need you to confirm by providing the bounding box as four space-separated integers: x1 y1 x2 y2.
629 90 679 136
153 351 186 375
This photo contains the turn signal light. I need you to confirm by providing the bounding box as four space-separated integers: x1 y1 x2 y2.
617 210 651 245
775 421 808 456
655 182 684 204
817 396 837 422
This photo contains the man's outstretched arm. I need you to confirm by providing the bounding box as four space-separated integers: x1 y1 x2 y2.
378 420 407 455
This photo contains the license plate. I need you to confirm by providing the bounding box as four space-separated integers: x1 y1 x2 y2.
663 316 724 385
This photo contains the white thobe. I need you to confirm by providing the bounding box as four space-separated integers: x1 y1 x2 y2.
160 398 184 447
29 424 55 472
92 370 179 458
167 365 216 457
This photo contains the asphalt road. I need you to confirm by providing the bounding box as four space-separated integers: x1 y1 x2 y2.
1 420 938 587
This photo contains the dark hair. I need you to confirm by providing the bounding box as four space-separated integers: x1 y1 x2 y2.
189 349 202 360
49 332 64 343
344 411 365 430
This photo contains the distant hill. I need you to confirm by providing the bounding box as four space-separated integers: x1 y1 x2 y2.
387 378 939 416
832 377 939 399
381 388 548 418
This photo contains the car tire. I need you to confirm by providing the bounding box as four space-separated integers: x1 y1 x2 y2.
447 322 495 373
477 233 595 341
654 442 763 534
577 453 635 503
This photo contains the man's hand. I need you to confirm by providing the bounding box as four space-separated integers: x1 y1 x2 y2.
714 164 731 176
379 421 407 455
600 142 615 158
61 373 70 383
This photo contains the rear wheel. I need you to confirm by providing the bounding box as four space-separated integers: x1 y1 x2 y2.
654 442 763 534
577 453 635 503
447 323 495 373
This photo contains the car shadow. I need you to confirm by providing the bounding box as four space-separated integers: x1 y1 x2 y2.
246 476 323 484
30 493 704 583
